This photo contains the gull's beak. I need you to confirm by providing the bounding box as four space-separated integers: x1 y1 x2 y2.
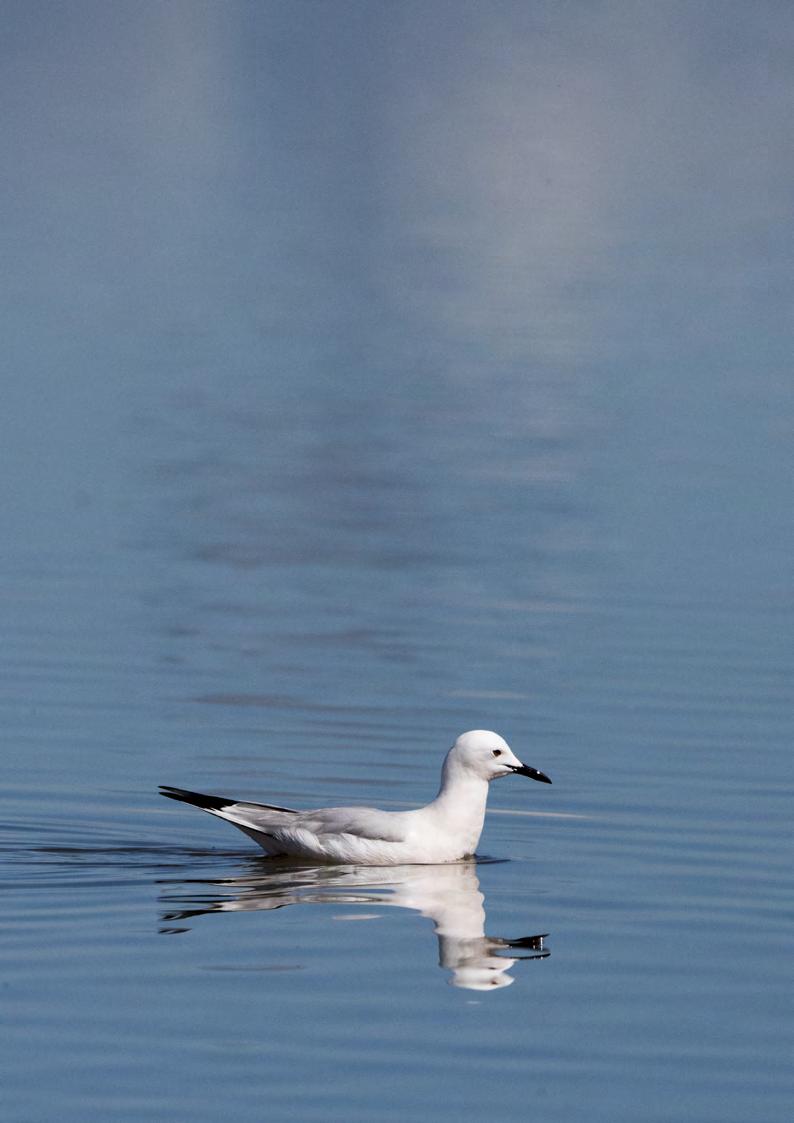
510 762 552 784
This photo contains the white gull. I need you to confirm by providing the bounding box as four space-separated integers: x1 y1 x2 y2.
160 729 552 866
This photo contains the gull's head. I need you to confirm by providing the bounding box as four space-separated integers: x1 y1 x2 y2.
449 730 552 785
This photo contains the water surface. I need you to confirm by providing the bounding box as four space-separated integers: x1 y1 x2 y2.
1 3 792 1121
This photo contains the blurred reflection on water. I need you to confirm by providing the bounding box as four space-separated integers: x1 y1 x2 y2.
159 858 549 991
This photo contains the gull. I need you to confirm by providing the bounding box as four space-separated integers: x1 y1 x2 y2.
159 729 552 866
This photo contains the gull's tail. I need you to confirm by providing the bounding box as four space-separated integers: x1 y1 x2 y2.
159 786 237 812
159 785 298 816
159 785 299 856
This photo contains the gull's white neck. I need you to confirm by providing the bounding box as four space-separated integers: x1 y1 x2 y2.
426 751 490 847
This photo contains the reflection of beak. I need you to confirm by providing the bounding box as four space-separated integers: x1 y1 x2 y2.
509 763 552 784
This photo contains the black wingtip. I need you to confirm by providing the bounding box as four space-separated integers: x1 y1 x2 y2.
159 786 235 812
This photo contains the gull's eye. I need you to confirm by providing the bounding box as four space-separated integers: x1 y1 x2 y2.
492 749 502 757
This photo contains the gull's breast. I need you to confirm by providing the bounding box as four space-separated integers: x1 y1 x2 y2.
263 825 470 866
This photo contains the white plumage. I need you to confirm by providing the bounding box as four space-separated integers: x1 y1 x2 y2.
160 729 551 866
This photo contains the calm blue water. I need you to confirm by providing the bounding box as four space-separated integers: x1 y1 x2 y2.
2 3 793 1120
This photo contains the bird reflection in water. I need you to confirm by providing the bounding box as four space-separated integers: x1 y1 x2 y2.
159 859 549 991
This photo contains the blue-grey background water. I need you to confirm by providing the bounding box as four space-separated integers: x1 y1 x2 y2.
2 2 792 1120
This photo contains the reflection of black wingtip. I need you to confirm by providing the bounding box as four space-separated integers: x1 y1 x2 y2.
161 907 217 923
159 899 291 928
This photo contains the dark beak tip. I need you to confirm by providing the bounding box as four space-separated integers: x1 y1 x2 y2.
514 764 553 785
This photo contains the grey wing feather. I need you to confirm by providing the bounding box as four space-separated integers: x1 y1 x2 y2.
293 806 410 843
163 787 410 845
